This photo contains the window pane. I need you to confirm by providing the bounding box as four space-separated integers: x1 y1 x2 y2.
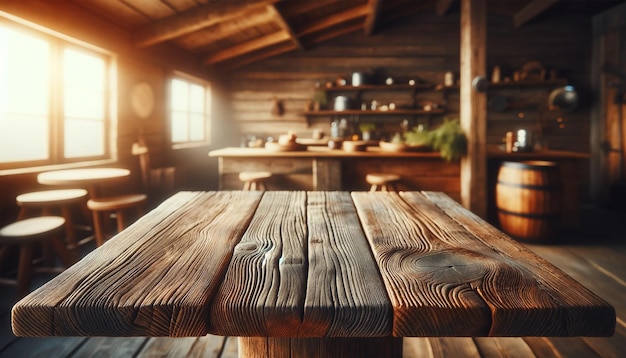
64 48 105 91
171 79 189 111
170 76 210 145
0 26 51 163
0 114 48 162
65 89 105 119
63 47 106 158
171 112 189 143
64 119 104 158
189 114 205 141
189 84 205 112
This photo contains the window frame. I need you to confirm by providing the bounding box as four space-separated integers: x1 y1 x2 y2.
0 17 115 173
168 71 212 149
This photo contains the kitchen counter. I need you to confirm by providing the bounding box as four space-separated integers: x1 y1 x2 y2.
209 146 444 158
209 146 460 200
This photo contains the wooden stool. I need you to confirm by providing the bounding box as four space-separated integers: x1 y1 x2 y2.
87 194 147 247
366 173 401 192
0 216 74 298
16 189 89 251
239 171 272 191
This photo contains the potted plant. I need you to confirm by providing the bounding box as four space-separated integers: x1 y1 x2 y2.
404 117 467 161
359 123 376 140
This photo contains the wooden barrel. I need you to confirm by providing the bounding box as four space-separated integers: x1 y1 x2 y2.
496 161 562 241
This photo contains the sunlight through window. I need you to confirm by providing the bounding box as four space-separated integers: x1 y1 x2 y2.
0 21 111 170
170 76 210 146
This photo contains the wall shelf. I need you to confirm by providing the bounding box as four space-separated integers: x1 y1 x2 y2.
303 109 445 116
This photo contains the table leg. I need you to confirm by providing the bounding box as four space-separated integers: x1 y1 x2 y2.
239 337 402 358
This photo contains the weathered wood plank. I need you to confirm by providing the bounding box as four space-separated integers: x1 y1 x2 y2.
473 337 536 358
351 191 492 336
186 335 229 358
421 191 615 337
209 191 391 337
430 337 481 357
12 191 263 337
302 191 391 337
209 191 308 336
71 337 148 357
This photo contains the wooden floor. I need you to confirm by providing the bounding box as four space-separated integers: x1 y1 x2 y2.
1 205 624 358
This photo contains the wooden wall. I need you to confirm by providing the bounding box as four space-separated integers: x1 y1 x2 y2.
227 9 592 155
591 3 626 208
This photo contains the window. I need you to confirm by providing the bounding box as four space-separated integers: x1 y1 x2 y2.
0 20 112 171
169 75 211 147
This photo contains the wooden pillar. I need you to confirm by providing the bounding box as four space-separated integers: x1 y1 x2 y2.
459 0 487 218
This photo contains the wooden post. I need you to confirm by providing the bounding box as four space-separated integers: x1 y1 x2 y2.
459 0 487 218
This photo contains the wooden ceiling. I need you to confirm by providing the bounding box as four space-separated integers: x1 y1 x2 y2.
67 0 622 69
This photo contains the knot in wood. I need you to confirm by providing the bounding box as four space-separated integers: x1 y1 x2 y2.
407 251 489 285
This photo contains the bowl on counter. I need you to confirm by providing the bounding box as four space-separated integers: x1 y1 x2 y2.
379 141 431 152
342 140 368 152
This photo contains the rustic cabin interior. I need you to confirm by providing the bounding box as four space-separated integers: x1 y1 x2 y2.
0 0 625 357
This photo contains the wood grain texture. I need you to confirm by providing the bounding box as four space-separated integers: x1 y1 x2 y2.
421 191 615 337
209 191 391 337
11 191 615 342
12 191 263 337
351 191 492 336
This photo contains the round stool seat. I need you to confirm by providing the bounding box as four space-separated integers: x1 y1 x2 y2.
366 173 401 192
239 171 272 191
16 189 88 207
239 171 272 182
0 217 66 243
87 194 147 211
87 194 147 247
0 216 72 298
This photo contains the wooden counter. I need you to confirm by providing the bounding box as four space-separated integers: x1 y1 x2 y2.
209 147 461 201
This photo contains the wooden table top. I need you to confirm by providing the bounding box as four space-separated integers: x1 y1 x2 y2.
12 191 615 338
37 168 130 186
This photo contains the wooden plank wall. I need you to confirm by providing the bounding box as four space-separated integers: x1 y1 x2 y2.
226 10 592 154
591 3 626 207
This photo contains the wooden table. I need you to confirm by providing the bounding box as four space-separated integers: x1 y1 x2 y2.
12 191 615 357
38 168 131 198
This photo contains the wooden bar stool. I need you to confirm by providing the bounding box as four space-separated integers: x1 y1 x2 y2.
239 171 272 191
16 189 89 252
87 194 147 247
366 173 401 192
0 216 74 298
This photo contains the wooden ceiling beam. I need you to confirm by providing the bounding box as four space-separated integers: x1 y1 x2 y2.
203 31 291 65
364 0 381 36
226 43 298 69
513 0 560 28
266 4 304 51
177 9 276 49
132 0 276 47
298 4 369 37
308 22 363 46
436 0 456 16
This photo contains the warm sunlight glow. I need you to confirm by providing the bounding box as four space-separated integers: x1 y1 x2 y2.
63 48 106 158
0 23 109 167
170 78 209 144
0 25 50 163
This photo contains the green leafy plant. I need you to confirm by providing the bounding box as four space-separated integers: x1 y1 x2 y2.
404 118 467 162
